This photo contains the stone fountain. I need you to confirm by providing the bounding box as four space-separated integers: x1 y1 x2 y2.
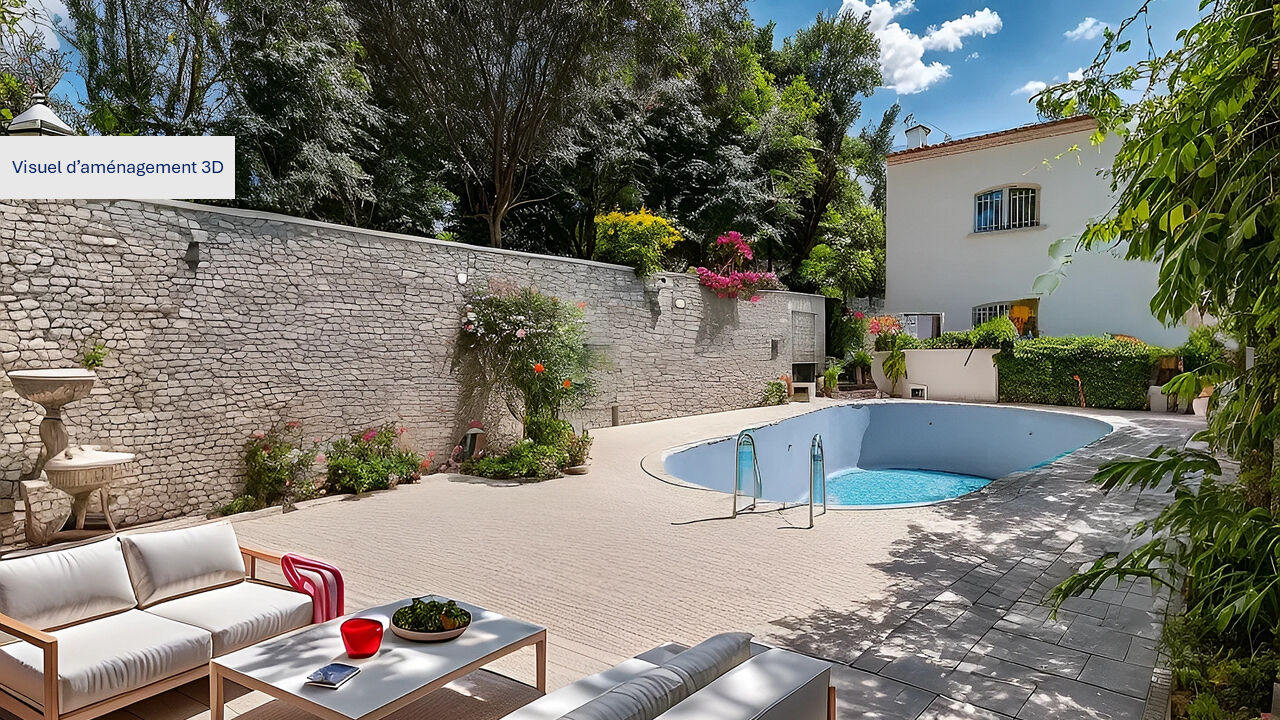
7 368 136 543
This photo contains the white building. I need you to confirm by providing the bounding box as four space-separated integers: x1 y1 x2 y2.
884 116 1188 346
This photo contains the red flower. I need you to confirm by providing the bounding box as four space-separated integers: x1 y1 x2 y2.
397 427 407 435
576 301 588 309
285 421 301 429
854 311 865 319
361 429 377 442
262 445 271 452
251 430 265 439
562 379 572 388
533 363 545 374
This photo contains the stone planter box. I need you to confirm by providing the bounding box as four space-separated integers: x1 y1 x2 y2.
870 349 1000 403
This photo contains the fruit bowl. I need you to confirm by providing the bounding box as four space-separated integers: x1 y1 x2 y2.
390 597 471 643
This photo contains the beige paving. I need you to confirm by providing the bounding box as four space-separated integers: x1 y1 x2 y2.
1 399 1201 720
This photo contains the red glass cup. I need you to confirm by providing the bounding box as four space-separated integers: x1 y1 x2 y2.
340 618 384 659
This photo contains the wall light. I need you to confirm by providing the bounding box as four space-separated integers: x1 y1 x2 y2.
457 272 469 285
184 240 201 270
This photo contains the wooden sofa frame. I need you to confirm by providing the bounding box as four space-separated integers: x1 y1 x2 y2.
0 545 301 720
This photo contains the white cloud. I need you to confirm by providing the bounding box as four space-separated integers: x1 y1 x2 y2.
16 0 68 50
1067 67 1085 81
1064 17 1108 42
840 1 1003 95
965 52 981 61
1012 80 1048 96
921 9 1003 51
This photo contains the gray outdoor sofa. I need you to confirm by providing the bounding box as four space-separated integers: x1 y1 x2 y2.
501 634 835 720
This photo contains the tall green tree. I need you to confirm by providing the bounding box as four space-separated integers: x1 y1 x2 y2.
351 0 635 249
221 0 375 223
0 2 72 127
859 102 901 212
63 0 228 135
773 11 880 265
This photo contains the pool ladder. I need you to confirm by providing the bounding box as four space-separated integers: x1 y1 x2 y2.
732 430 826 528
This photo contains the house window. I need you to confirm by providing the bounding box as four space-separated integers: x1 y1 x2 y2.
972 301 1013 326
974 187 1039 233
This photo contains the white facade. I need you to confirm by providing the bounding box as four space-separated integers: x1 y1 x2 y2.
885 117 1187 346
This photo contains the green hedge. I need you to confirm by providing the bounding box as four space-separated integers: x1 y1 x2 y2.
995 336 1159 410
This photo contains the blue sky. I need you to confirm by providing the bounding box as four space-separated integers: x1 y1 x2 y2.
748 0 1204 149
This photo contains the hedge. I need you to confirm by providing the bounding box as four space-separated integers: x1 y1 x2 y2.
995 336 1159 410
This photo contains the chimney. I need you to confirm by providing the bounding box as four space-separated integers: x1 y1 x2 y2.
904 124 931 149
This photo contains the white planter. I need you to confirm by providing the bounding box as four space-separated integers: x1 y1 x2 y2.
1192 396 1210 416
871 349 1000 403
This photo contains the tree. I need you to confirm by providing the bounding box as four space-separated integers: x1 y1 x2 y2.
0 2 72 126
351 0 634 248
774 11 880 265
1034 0 1280 657
858 103 900 212
63 0 228 135
221 0 375 224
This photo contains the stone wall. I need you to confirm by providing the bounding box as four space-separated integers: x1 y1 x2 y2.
0 199 824 546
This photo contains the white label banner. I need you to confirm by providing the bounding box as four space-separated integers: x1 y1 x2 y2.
0 136 235 199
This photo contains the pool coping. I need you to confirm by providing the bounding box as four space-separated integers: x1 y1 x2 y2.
639 399 1129 511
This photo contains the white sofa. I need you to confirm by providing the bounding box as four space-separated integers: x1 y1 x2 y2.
502 635 834 720
0 522 315 720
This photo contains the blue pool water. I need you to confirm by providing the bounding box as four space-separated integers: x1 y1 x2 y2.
824 467 991 507
663 401 1113 509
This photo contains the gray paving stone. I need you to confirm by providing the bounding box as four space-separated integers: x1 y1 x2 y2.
1125 637 1158 667
1058 620 1131 661
1099 605 1163 640
1017 673 1147 720
975 629 1090 678
916 696 1017 720
1058 595 1110 619
1078 655 1154 699
831 665 937 720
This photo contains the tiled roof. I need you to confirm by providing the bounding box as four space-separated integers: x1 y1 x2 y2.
886 116 1097 164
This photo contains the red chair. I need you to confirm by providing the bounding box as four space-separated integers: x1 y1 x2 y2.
281 553 346 623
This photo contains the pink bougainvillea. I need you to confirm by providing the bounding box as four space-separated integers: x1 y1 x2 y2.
696 232 780 301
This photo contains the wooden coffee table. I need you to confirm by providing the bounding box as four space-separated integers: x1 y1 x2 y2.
210 598 547 720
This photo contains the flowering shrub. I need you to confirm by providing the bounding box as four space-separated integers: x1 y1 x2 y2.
594 209 683 278
760 380 789 406
866 314 901 336
695 232 781 301
326 423 422 495
460 440 567 482
454 279 598 427
222 422 319 515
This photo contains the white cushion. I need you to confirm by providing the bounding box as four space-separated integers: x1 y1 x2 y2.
655 649 832 720
143 581 312 655
0 610 212 712
565 667 688 720
120 522 246 607
0 537 137 631
660 633 752 692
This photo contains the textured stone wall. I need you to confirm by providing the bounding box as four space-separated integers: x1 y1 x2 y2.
0 199 824 546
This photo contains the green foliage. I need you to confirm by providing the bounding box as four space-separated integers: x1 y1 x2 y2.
920 318 1018 350
761 380 789 406
593 210 682 277
566 430 592 466
1165 615 1280 720
221 0 377 224
79 341 108 370
873 331 919 352
231 422 318 513
461 441 567 481
325 424 421 495
454 280 598 423
823 359 843 395
0 2 73 129
850 349 872 371
64 0 227 135
1179 326 1230 373
524 416 572 447
880 333 911 396
995 337 1158 410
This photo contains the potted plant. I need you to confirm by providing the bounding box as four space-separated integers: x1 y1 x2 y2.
564 431 592 475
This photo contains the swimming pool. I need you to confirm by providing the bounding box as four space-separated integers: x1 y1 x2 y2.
660 401 1112 509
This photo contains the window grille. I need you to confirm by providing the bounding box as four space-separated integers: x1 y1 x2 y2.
974 187 1039 233
972 302 1013 326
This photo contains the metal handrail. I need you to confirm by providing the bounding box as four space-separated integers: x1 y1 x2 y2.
732 430 763 517
809 434 827 528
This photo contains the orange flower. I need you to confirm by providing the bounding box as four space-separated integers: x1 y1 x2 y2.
562 379 572 388
533 363 545 374
576 301 587 309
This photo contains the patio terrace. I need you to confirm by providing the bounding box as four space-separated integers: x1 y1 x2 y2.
0 399 1201 720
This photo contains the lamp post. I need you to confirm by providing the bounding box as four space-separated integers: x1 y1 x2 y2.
7 93 74 136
